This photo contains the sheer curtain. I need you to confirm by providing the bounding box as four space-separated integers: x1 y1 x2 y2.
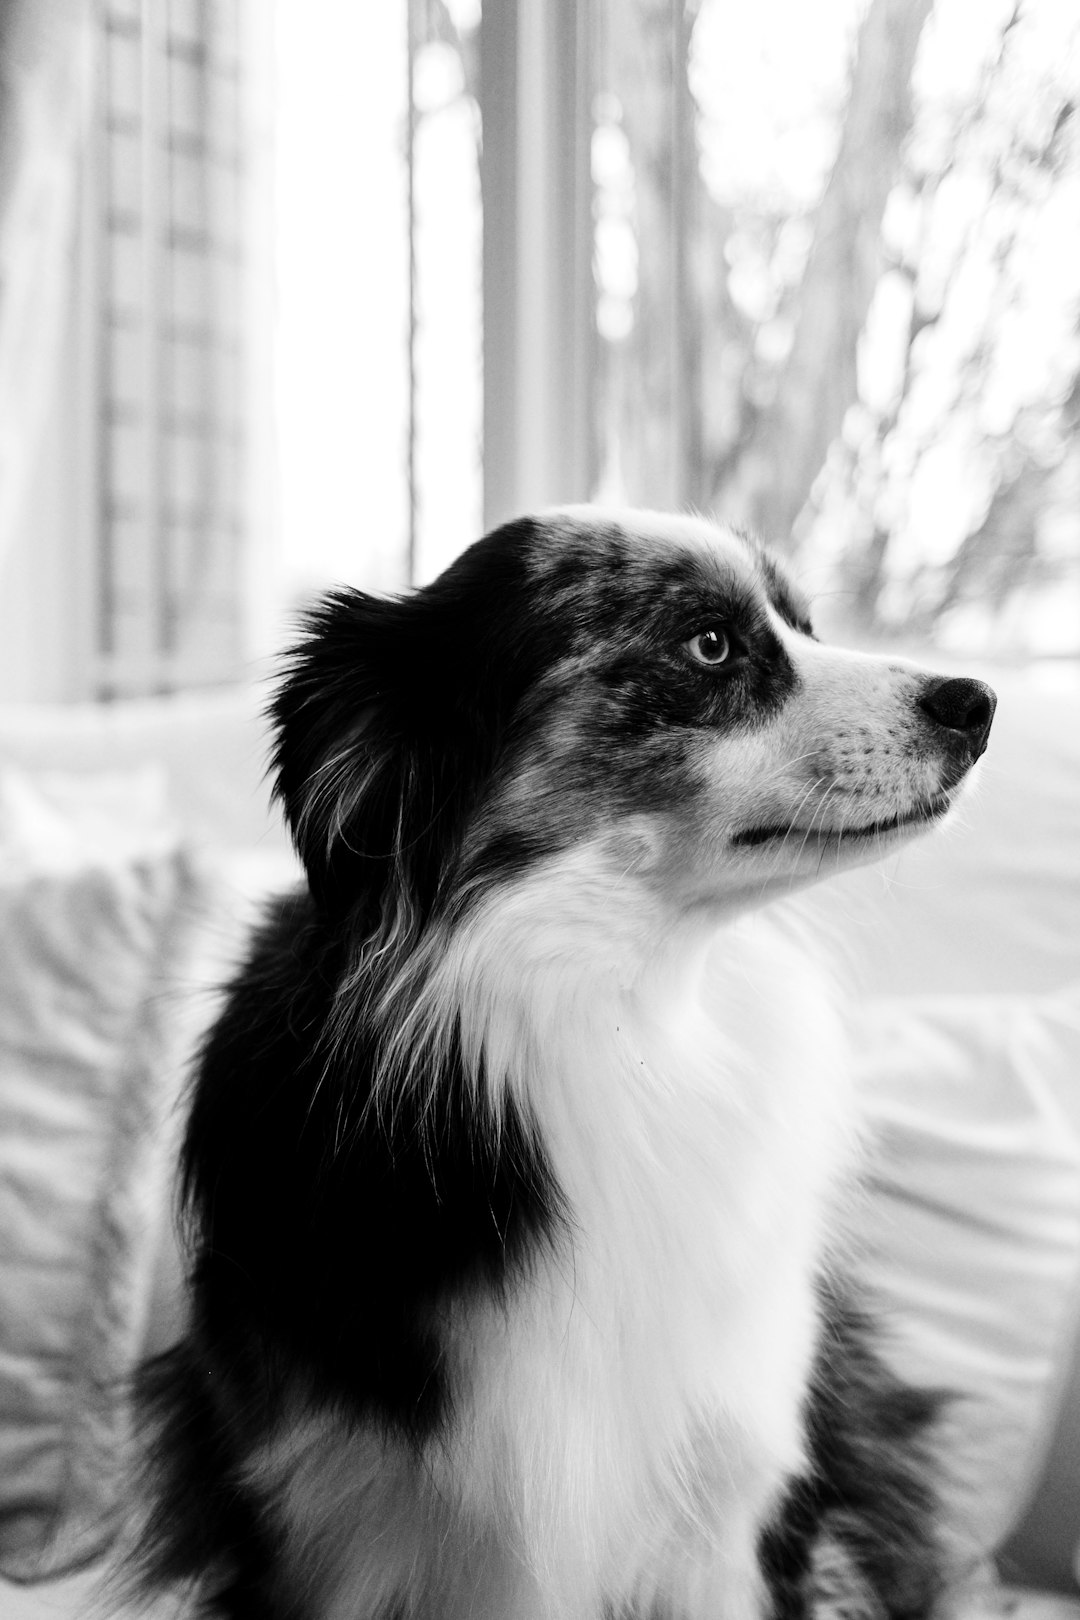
0 0 92 568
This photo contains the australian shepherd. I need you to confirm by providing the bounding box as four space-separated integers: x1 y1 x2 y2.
133 508 996 1620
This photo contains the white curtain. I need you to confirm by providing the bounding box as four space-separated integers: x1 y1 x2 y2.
0 0 92 568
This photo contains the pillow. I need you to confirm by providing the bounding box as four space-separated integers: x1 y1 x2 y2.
0 765 174 875
852 986 1080 1575
0 767 215 1582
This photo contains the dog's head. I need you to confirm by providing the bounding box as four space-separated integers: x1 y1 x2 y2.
272 508 995 925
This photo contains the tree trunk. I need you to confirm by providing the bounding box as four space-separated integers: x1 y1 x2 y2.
600 0 703 511
719 0 934 549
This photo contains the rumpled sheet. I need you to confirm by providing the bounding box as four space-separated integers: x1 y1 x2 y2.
0 767 210 1581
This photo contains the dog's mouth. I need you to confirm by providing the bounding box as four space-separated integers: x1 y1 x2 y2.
731 790 954 850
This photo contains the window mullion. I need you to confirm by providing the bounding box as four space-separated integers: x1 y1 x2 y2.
481 0 596 530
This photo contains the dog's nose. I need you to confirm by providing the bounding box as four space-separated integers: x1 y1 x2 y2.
918 676 997 756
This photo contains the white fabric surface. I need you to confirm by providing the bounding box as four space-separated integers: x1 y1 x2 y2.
0 690 289 855
855 985 1080 1567
0 768 212 1580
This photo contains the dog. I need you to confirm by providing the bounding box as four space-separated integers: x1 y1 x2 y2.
132 508 996 1620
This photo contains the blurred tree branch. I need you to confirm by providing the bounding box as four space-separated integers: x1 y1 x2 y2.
826 7 1080 643
599 0 703 510
716 0 934 549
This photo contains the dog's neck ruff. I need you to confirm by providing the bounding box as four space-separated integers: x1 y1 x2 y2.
375 839 859 1609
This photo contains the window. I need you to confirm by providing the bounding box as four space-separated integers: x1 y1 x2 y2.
275 0 484 602
361 0 1078 661
7 0 1067 699
585 0 1080 659
95 0 250 697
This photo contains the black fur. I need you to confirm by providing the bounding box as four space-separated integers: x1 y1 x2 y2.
130 512 950 1619
761 1280 947 1620
132 884 562 1613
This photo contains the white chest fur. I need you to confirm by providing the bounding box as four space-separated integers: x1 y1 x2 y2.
426 854 859 1619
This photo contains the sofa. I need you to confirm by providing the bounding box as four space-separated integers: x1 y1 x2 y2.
0 667 1077 1619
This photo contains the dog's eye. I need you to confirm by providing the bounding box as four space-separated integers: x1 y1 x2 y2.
686 626 736 667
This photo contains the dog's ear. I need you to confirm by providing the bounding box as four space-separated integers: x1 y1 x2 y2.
270 589 451 915
270 524 547 917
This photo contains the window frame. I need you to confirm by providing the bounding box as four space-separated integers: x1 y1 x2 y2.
479 0 598 530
